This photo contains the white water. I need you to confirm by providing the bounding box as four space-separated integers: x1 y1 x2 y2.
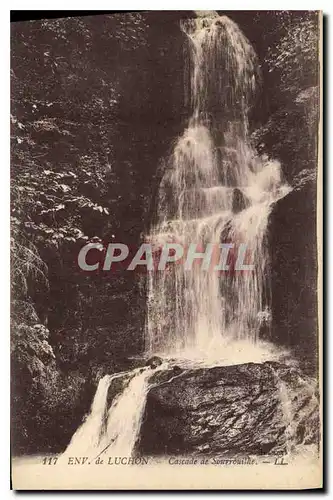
64 12 294 460
146 12 291 361
64 375 111 457
64 372 127 457
63 366 167 459
97 368 154 456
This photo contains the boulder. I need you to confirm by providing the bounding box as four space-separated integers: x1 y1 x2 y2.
232 188 247 213
145 356 163 369
138 361 319 456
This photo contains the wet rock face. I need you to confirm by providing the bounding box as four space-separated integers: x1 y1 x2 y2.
139 362 319 456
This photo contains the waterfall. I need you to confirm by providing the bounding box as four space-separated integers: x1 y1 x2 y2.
146 12 290 360
64 372 126 457
64 375 111 456
64 13 295 461
63 366 165 459
96 368 154 456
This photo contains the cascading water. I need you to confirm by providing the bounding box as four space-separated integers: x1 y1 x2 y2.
63 367 164 458
97 368 154 456
63 13 305 461
146 12 291 361
64 375 111 457
64 372 125 457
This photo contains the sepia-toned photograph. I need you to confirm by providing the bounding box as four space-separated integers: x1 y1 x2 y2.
10 10 322 490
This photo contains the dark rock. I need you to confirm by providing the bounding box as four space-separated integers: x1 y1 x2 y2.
268 179 318 374
232 188 247 213
106 373 132 410
139 362 319 456
173 365 182 375
148 367 184 386
146 356 163 369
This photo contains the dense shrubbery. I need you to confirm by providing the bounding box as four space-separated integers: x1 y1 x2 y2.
11 12 186 453
252 11 319 184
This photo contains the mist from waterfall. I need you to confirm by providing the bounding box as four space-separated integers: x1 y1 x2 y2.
146 12 291 362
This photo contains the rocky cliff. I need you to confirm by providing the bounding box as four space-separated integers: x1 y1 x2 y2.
268 178 318 374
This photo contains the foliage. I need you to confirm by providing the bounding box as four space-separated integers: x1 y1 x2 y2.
252 12 320 183
265 13 319 98
11 13 154 454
